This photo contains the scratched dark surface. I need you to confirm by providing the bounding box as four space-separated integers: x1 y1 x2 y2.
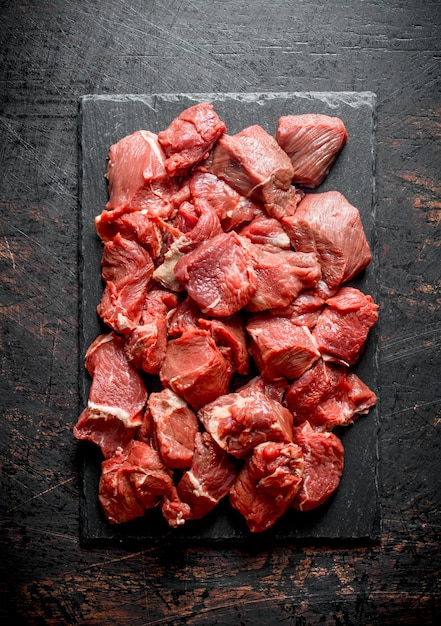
1 1 440 624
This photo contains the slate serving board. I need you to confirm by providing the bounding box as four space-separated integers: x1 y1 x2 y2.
78 92 379 545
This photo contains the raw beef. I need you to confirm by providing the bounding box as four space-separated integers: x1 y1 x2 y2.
199 314 250 375
292 422 344 511
158 102 226 176
198 389 293 458
98 440 173 524
237 375 288 404
147 388 199 469
246 313 320 380
270 291 325 327
124 288 179 374
275 114 348 188
174 231 258 316
281 191 372 289
312 286 379 366
238 213 291 250
177 432 238 520
160 328 232 410
204 124 296 218
285 359 377 429
246 246 321 312
105 130 177 218
97 233 154 334
230 441 304 532
74 333 147 458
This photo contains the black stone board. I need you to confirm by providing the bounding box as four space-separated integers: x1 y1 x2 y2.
78 92 379 545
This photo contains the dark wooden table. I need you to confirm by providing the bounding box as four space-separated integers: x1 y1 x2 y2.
1 1 440 624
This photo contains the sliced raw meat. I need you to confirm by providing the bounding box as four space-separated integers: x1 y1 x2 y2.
173 197 223 252
98 440 173 524
246 314 320 380
95 206 163 259
285 359 377 429
292 422 344 511
160 328 232 410
147 388 199 469
74 333 147 458
238 213 291 250
270 291 325 327
312 286 378 366
198 389 293 458
189 171 261 231
230 441 304 532
237 375 288 404
174 231 257 316
167 296 202 337
97 233 154 334
281 191 372 289
204 124 296 218
275 114 348 188
105 130 177 218
158 102 226 176
246 246 321 312
124 288 179 374
199 313 250 375
177 432 238 519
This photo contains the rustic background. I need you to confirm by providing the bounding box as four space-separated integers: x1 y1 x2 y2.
1 1 440 624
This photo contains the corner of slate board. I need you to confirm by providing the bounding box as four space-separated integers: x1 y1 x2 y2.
78 92 380 546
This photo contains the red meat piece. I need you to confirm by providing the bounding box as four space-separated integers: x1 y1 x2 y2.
97 234 154 334
147 388 199 469
189 171 261 231
177 432 238 520
230 441 304 532
199 313 250 375
160 485 192 528
292 422 344 511
158 102 226 176
312 286 379 366
105 130 177 218
198 389 293 458
237 375 288 404
246 245 321 312
205 124 296 218
281 191 372 289
174 231 258 317
160 328 232 410
269 291 325 326
167 296 202 337
246 313 320 380
238 213 291 250
124 288 179 374
98 440 173 524
285 359 377 429
275 114 348 188
74 333 147 458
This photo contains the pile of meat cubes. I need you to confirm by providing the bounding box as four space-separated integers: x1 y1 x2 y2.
74 102 378 533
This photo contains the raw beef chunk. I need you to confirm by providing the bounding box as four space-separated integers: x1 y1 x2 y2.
188 171 261 231
99 440 173 524
97 234 154 334
105 130 177 218
177 432 238 519
246 314 320 380
205 124 296 218
158 102 226 176
199 313 250 375
237 375 288 404
238 214 291 250
230 441 304 532
292 422 344 511
124 288 179 374
275 114 348 188
74 333 147 458
281 191 372 289
312 286 378 366
198 389 293 458
174 231 258 316
270 291 325 326
246 246 321 312
147 388 199 469
160 328 232 410
160 485 192 528
285 359 377 429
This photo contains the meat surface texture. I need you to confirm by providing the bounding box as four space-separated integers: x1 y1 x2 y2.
275 114 348 188
281 191 372 290
292 422 345 511
74 333 147 458
230 441 304 532
76 101 379 534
